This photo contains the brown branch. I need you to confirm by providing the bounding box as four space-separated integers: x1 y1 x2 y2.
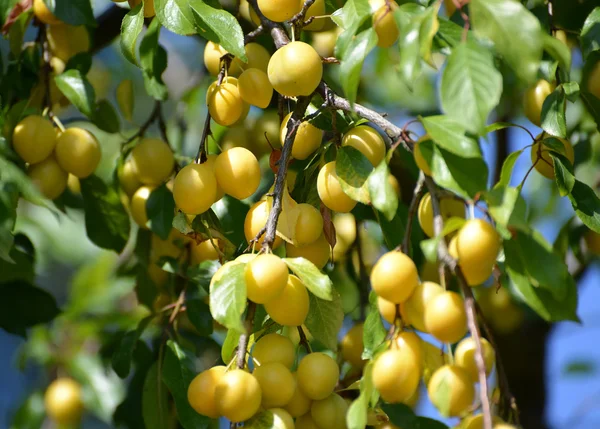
261 96 312 250
297 325 312 353
400 172 425 254
236 302 257 369
247 0 290 48
424 176 493 429
244 25 265 44
290 0 316 28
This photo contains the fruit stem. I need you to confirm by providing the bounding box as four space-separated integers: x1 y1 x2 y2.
235 302 257 369
297 326 312 353
399 172 425 255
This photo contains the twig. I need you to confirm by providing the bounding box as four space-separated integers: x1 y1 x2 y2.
297 326 312 353
424 176 493 429
122 100 162 147
247 0 290 48
290 0 316 27
400 172 425 254
236 302 257 369
261 96 312 250
244 25 265 44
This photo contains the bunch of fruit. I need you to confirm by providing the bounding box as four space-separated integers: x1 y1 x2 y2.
12 115 101 199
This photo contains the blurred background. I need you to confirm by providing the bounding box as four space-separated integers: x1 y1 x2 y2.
1 0 599 428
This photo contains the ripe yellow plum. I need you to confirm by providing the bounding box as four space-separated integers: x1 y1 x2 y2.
372 348 420 403
252 109 282 151
311 27 342 58
455 337 495 381
230 42 272 74
454 219 501 286
130 186 154 228
54 128 101 178
394 331 423 370
370 251 419 303
284 373 312 417
214 369 262 422
173 163 217 215
523 79 554 126
245 254 289 304
253 333 296 368
12 115 57 164
208 82 244 126
187 366 226 418
118 159 142 197
414 136 433 176
253 362 296 407
297 352 339 400
317 161 357 213
400 281 444 332
131 138 174 185
377 296 397 324
190 239 221 264
47 24 90 61
28 156 68 200
268 41 323 97
304 0 326 31
294 203 323 246
280 113 323 160
427 365 475 417
245 200 283 248
214 147 260 199
462 414 507 429
265 275 309 326
203 154 225 201
203 41 230 76
296 413 321 429
286 234 330 269
424 291 467 343
332 213 357 259
257 0 302 22
128 0 155 17
370 0 399 48
341 323 366 368
44 378 83 425
310 393 348 429
342 125 386 166
530 134 575 179
269 408 295 429
33 0 61 24
417 193 465 237
239 68 273 108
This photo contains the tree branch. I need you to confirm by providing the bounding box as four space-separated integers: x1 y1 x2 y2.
400 172 425 254
424 176 493 429
236 302 257 369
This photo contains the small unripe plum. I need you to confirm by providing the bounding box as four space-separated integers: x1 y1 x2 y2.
131 138 174 185
455 337 495 381
340 323 365 368
342 125 386 166
28 156 68 200
427 365 474 417
12 115 57 164
187 366 226 418
530 134 574 179
173 163 217 215
245 254 289 304
268 41 323 97
370 250 419 304
285 234 330 269
280 113 323 160
253 333 296 368
417 193 465 238
264 275 309 326
400 281 444 332
253 362 296 407
130 186 154 228
54 128 101 178
44 378 83 425
413 136 432 176
523 79 554 126
310 393 348 429
257 0 302 22
297 352 339 400
214 147 260 199
424 291 467 343
238 68 273 108
317 161 357 213
214 369 262 422
208 82 244 126
372 348 420 403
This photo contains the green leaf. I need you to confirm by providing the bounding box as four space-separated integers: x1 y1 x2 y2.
563 82 580 101
347 362 374 429
53 70 96 117
420 235 441 263
146 184 175 240
305 290 344 350
139 18 168 100
80 175 131 253
339 28 378 105
336 146 373 204
440 40 503 135
283 257 333 300
221 328 241 364
154 0 196 35
541 86 567 138
0 184 18 262
549 153 575 197
209 262 247 333
189 0 246 60
331 0 370 34
543 32 571 74
568 179 600 234
0 281 60 336
185 298 213 336
495 149 523 189
421 115 482 157
42 0 95 26
382 403 449 428
362 292 386 360
111 316 152 378
92 99 121 134
393 4 425 88
470 0 543 83
484 186 527 238
433 17 467 50
162 340 211 429
0 157 52 209
581 7 600 59
120 3 144 66
581 91 600 132
65 52 92 75
9 391 45 429
368 161 398 221
0 236 34 283
142 362 170 429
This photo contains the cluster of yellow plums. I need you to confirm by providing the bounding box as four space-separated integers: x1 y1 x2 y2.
12 115 101 199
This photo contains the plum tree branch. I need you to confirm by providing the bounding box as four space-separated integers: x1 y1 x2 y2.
424 175 493 429
400 172 425 254
235 301 257 369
